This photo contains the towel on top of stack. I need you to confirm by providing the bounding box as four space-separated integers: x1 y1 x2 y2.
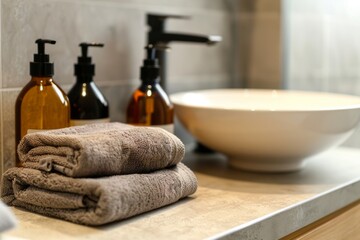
18 122 185 177
1 122 197 226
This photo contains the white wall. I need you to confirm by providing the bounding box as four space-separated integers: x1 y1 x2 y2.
283 0 360 147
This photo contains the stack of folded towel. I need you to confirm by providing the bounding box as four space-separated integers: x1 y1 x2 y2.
1 122 197 226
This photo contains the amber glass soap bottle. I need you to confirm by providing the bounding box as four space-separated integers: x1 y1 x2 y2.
126 45 173 132
15 39 70 165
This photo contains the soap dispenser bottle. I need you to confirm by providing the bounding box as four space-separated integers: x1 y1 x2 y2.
126 45 174 132
15 39 70 165
67 43 109 126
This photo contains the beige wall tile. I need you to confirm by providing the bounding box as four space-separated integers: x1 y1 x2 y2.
2 0 144 88
99 84 136 123
249 13 281 88
237 0 281 14
83 0 230 12
255 0 281 14
2 90 17 171
237 13 282 89
2 0 234 95
247 78 281 89
166 12 232 77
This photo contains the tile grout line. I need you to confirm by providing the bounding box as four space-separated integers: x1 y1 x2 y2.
44 0 228 15
0 72 230 92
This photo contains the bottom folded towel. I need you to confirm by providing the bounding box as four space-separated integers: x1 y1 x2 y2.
1 163 197 226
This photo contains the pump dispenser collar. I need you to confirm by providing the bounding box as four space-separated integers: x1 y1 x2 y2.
75 42 104 77
30 39 56 77
140 45 160 82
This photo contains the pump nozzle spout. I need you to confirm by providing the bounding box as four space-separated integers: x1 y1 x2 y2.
79 43 104 58
35 39 56 55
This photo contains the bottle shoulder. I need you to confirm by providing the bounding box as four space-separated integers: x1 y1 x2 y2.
51 80 69 98
130 89 171 106
17 77 69 104
137 82 170 97
68 80 109 119
68 81 108 104
17 80 37 99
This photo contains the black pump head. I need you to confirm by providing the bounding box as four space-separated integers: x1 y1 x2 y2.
75 42 104 77
144 44 158 66
30 38 56 77
140 45 160 81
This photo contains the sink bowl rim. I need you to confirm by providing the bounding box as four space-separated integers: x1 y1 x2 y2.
170 88 360 112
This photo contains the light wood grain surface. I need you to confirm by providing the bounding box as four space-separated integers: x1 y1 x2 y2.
282 199 360 240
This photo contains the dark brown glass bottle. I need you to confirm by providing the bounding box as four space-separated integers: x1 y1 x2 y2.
15 39 70 166
68 43 109 126
126 46 173 132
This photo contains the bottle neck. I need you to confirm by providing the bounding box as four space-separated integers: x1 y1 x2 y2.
76 75 94 83
141 77 159 86
31 76 53 85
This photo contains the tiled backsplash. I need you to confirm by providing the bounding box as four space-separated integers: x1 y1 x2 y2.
0 0 289 175
4 0 359 175
236 0 282 89
0 0 238 173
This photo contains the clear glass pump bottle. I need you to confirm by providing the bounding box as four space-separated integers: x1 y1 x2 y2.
15 39 70 165
126 45 173 132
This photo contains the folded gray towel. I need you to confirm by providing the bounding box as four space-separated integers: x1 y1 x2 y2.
1 163 197 226
18 122 185 177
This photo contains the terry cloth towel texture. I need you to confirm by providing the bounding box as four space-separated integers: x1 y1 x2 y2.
1 163 197 226
18 122 185 177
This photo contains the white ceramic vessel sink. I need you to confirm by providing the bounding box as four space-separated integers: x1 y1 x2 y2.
171 89 360 172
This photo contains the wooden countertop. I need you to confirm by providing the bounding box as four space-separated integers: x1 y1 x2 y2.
3 147 360 240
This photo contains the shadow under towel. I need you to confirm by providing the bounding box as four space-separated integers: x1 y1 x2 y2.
1 163 197 226
18 122 185 177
